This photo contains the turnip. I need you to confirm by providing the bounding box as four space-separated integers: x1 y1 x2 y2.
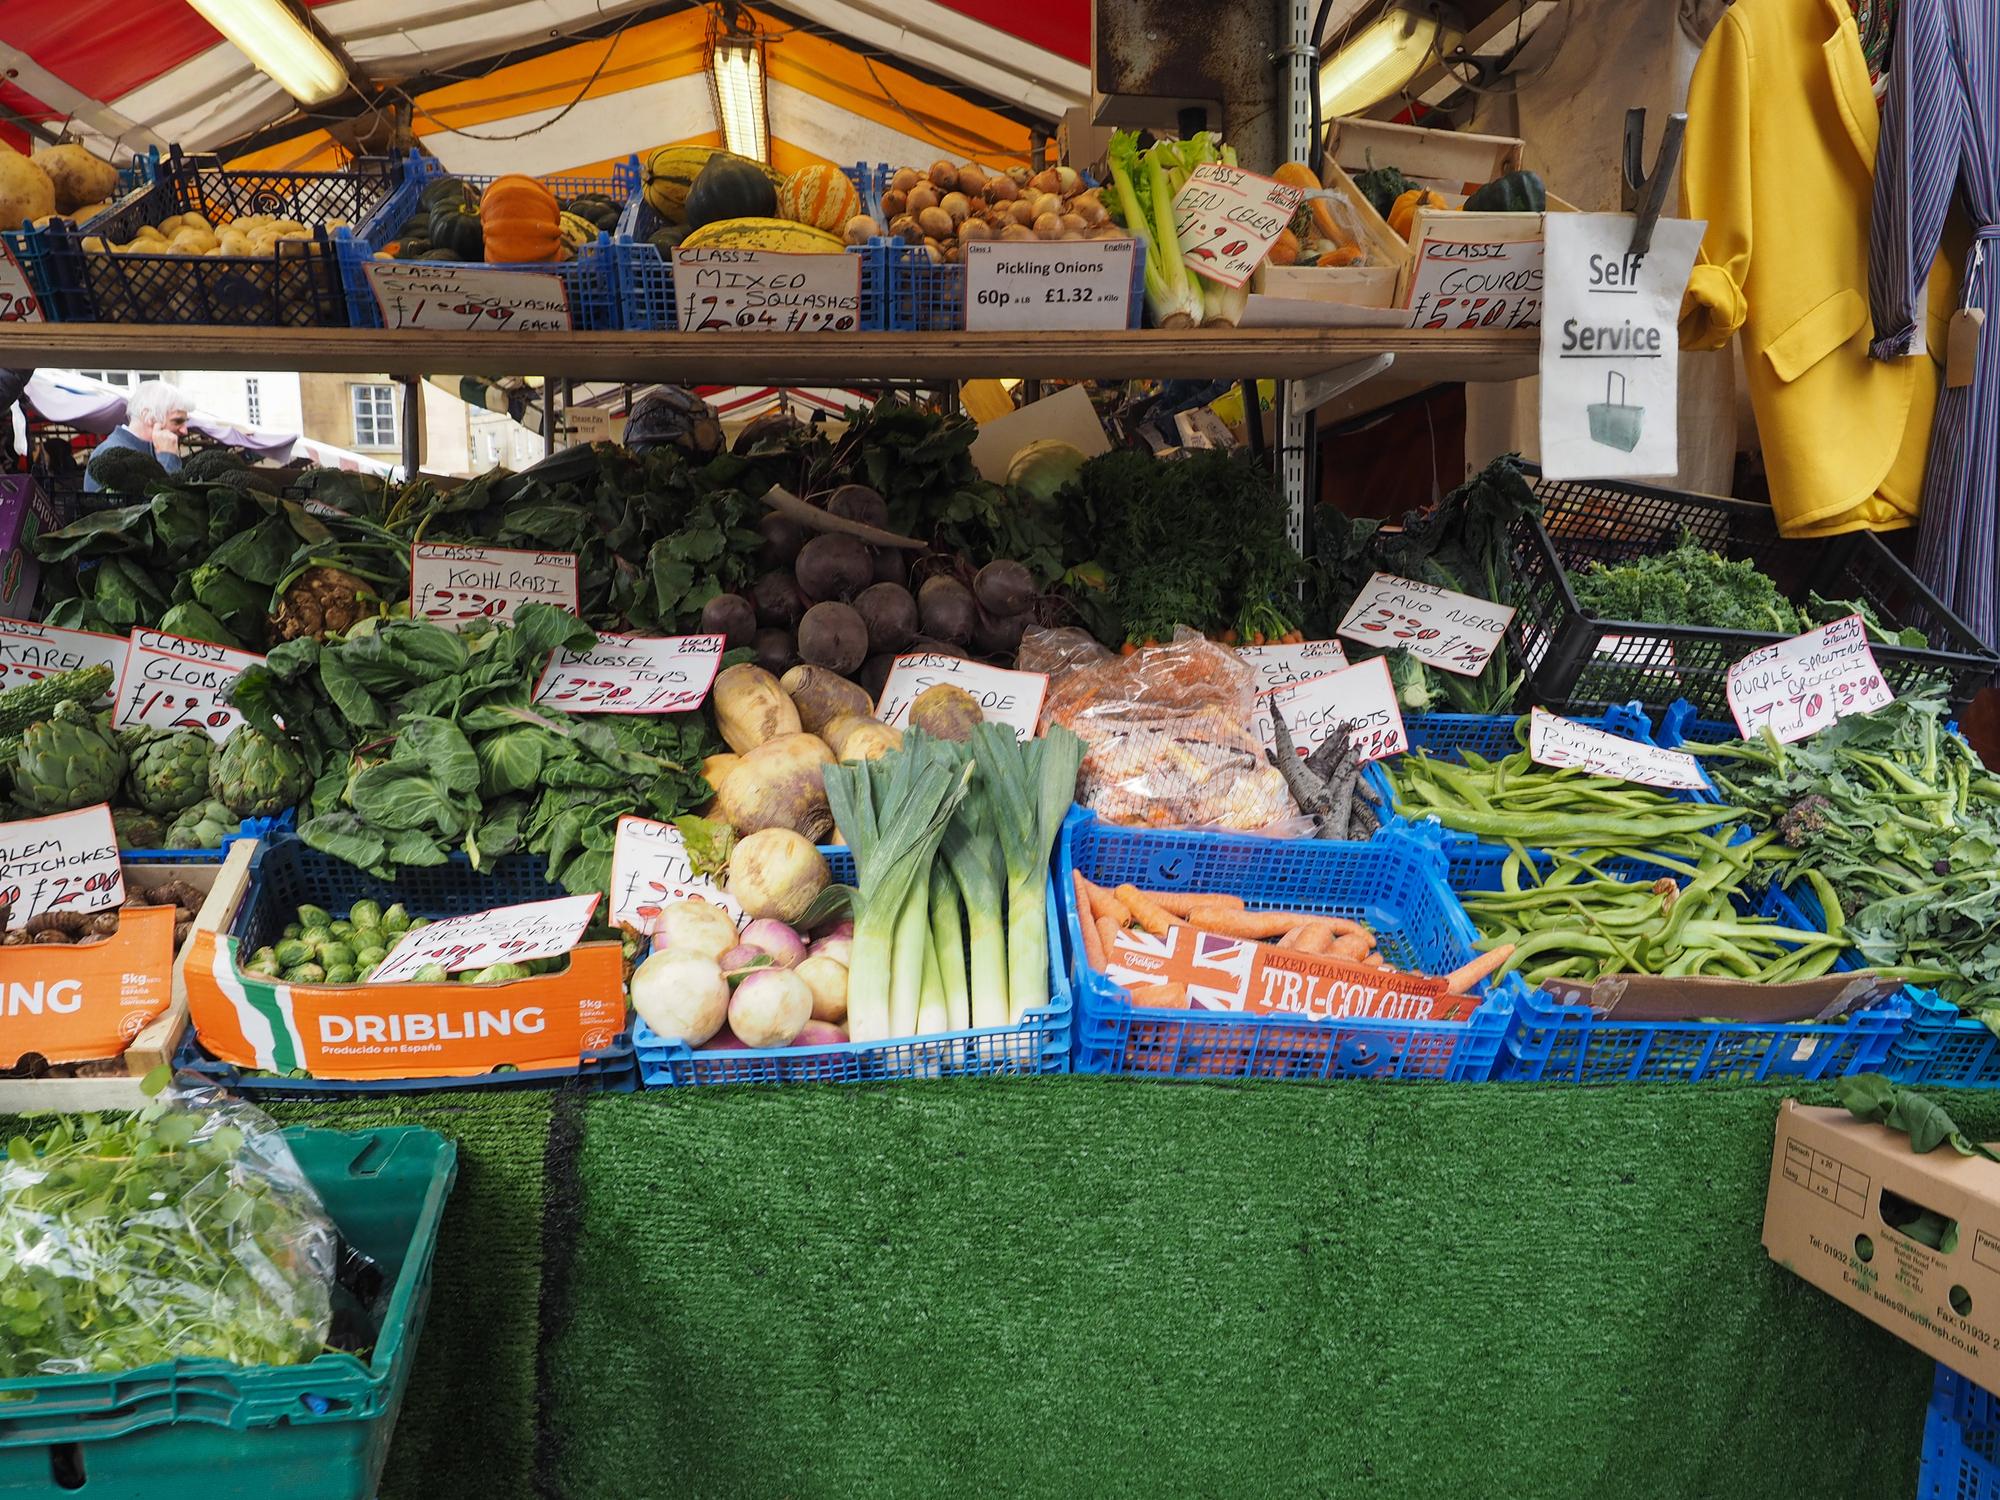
630 950 729 1045
740 917 807 969
796 954 849 1024
807 934 852 968
793 1019 849 1046
729 967 813 1047
728 828 830 923
649 899 740 961
720 944 770 978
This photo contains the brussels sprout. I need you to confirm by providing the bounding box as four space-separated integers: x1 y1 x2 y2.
282 923 302 940
301 925 334 951
411 963 450 983
347 899 383 930
381 903 411 933
323 965 357 985
281 962 327 983
470 962 531 984
407 917 432 932
244 947 283 979
273 938 315 969
354 945 387 969
357 963 377 982
318 942 356 970
296 905 332 930
330 919 355 941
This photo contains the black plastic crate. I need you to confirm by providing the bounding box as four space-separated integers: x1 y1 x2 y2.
1507 467 1998 720
41 146 403 326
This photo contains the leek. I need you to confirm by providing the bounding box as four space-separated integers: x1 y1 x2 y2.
1109 129 1202 328
822 732 973 1044
971 723 1086 1021
929 862 971 1032
943 793 1010 1029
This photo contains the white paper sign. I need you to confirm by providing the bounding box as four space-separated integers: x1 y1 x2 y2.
875 653 1049 741
1235 639 1350 691
1405 237 1546 331
363 262 572 333
1169 163 1305 290
1528 708 1707 791
110 630 264 742
0 805 123 924
0 620 126 702
1251 656 1408 763
410 544 580 628
533 633 724 714
1539 212 1706 479
673 247 862 333
962 240 1136 331
1335 573 1515 678
0 243 44 324
1726 614 1893 744
608 816 745 933
368 893 601 985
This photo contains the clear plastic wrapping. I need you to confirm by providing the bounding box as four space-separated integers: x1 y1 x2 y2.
0 1079 336 1377
1031 626 1298 831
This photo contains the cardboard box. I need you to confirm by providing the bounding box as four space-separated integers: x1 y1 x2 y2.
0 475 59 621
1764 1100 2000 1382
1102 923 1465 1023
969 383 1111 483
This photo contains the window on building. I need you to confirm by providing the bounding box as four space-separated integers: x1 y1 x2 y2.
352 384 398 449
78 370 164 389
479 431 501 465
244 377 261 426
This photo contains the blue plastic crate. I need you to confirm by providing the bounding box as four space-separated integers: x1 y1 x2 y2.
633 845 1071 1085
1924 1366 2000 1499
1883 988 2000 1088
338 151 631 330
184 835 637 1095
2 147 156 321
1057 809 1512 1083
37 146 403 326
612 163 880 332
121 808 294 865
873 233 1147 332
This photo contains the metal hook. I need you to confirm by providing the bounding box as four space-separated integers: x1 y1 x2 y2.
1621 107 1687 257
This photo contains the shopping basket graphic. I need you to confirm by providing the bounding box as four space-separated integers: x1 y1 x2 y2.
1587 370 1644 452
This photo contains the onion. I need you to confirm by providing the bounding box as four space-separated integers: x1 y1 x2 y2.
940 191 971 224
956 164 989 197
958 217 994 242
880 188 908 219
1033 213 1063 239
741 917 808 969
906 182 939 215
844 214 879 245
890 166 920 194
917 206 954 239
999 223 1035 241
1028 168 1062 196
1059 213 1086 236
729 968 813 1047
1054 165 1082 197
1008 199 1037 226
1073 195 1107 225
929 159 958 188
1032 193 1062 221
986 175 1019 203
630 951 729 1045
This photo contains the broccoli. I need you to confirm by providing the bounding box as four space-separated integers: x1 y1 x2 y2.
1777 793 1834 849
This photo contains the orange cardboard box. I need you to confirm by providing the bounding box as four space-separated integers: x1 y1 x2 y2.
0 904 176 1067
1103 923 1460 1022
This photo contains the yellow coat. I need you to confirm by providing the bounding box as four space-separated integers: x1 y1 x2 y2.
1679 0 1955 537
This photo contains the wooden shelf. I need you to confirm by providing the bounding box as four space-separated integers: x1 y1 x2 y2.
0 324 1538 385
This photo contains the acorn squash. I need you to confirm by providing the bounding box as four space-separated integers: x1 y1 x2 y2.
557 210 601 253
419 248 464 262
427 202 484 260
683 153 777 232
561 194 622 232
1462 170 1547 214
419 176 474 212
480 175 563 263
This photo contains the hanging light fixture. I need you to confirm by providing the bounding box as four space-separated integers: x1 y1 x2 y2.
1319 1 1463 119
182 0 348 106
709 20 770 164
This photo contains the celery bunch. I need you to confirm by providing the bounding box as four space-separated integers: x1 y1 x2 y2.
1106 129 1248 329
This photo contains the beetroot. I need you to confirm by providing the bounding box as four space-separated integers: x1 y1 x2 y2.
797 601 869 675
826 484 890 530
753 628 799 676
794 534 873 603
699 592 757 647
917 576 977 646
972 559 1036 617
854 582 919 655
758 511 810 567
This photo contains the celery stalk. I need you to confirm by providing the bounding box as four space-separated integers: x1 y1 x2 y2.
1109 129 1201 328
930 863 971 1032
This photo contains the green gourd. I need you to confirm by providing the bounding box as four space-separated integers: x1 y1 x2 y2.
1462 170 1547 214
682 154 777 231
426 202 484 260
418 176 474 213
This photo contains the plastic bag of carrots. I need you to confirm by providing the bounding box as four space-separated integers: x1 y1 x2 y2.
1029 628 1299 832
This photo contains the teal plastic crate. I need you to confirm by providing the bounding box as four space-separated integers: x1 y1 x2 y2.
1058 809 1512 1083
0 1125 455 1498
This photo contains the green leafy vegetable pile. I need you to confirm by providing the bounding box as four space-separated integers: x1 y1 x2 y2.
225 604 716 895
1836 1073 2000 1162
1690 692 2000 1017
0 1081 335 1377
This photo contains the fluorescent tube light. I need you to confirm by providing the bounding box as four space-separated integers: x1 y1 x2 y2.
1319 2 1462 118
183 0 348 106
710 35 769 163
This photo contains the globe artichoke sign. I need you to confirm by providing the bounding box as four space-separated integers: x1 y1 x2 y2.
129 729 215 815
13 702 128 815
210 728 309 820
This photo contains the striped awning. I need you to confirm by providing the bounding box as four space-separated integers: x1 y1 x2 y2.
0 1 1087 177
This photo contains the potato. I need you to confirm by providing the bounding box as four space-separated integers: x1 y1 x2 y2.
0 149 55 230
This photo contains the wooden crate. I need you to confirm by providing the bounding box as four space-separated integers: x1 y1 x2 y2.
1250 159 1414 309
0 840 255 1112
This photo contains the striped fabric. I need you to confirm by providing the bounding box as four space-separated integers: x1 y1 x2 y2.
1867 0 1999 648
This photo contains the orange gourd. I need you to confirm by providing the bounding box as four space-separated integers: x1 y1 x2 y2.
1268 228 1300 267
1314 245 1364 268
1274 160 1356 250
479 175 563 263
1388 188 1451 240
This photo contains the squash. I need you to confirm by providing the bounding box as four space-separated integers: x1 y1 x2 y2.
680 217 845 253
1388 188 1451 240
561 193 622 231
427 202 484 260
642 144 782 223
684 153 777 232
419 248 464 262
1272 162 1321 194
1463 169 1547 214
392 237 433 260
557 210 601 253
479 174 563 263
1267 228 1300 267
419 176 474 212
778 164 860 233
1314 245 1364 267
1352 165 1415 220
648 223 689 252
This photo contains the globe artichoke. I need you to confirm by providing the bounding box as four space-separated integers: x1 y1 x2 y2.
13 700 128 814
167 798 235 849
112 806 169 851
127 728 214 815
210 727 308 820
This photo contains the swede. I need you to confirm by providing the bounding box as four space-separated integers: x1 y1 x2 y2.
730 967 813 1047
649 899 740 961
796 954 849 1024
728 827 829 923
630 950 730 1045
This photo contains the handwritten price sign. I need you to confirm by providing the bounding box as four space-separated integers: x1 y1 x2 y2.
368 893 600 985
0 804 123 924
1727 614 1894 744
363 263 572 332
533 633 724 715
110 630 265 743
0 620 125 702
1170 163 1304 290
875 653 1049 741
1336 573 1515 678
609 816 745 932
0 243 44 324
410 544 579 628
1528 709 1707 791
673 247 862 333
1235 639 1350 692
1251 656 1408 763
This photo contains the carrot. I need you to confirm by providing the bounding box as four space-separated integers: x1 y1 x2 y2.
1178 908 1307 940
1120 641 1138 656
1220 628 1239 645
1298 923 1339 956
1445 945 1515 995
1327 932 1371 962
1084 880 1131 930
1097 917 1125 963
1075 872 1107 970
1149 891 1246 918
1128 981 1187 1008
1114 884 1178 937
1278 924 1311 949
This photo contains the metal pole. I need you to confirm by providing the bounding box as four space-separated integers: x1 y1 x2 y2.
542 381 556 458
400 377 419 477
1278 0 1318 553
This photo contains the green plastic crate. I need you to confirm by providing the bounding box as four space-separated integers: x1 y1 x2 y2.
0 1125 456 1497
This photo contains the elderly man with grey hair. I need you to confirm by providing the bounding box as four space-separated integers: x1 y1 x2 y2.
83 379 189 492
